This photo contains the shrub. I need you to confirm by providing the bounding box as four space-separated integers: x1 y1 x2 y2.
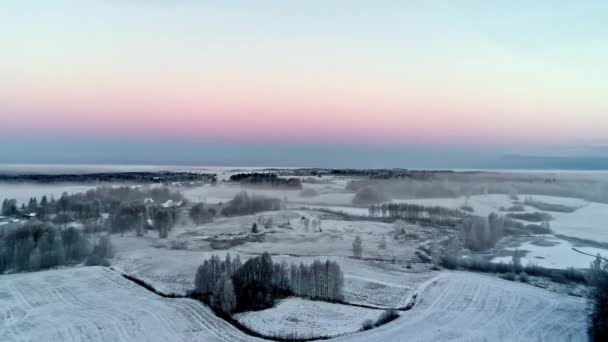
169 240 188 250
362 319 374 331
518 272 529 283
460 205 474 213
376 309 399 326
500 272 517 281
85 254 110 266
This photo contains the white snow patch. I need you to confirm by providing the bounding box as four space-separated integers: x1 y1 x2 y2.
492 237 608 269
235 298 383 339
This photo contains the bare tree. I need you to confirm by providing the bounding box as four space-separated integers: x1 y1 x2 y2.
352 236 363 259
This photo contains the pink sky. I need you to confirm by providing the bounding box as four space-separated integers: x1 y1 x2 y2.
1 1 607 149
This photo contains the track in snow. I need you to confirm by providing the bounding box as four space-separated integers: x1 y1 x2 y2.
333 271 588 342
0 267 588 342
0 267 260 342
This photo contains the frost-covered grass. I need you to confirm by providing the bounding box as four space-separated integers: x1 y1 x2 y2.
333 272 588 342
235 298 383 339
0 266 257 342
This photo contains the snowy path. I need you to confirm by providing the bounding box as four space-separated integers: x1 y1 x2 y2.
0 267 260 342
334 271 588 342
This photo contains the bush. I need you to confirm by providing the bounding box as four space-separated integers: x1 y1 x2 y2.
376 309 399 326
361 319 374 331
85 254 110 266
460 205 474 213
440 255 460 270
518 272 529 283
169 240 188 250
500 272 517 281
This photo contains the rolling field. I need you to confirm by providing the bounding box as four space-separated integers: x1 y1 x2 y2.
335 271 588 342
0 267 588 342
0 267 258 342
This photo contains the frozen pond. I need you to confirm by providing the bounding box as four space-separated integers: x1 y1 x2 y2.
491 237 608 269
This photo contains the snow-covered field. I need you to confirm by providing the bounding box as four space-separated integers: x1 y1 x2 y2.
180 182 354 207
390 194 586 217
492 237 608 269
1 168 603 341
550 202 608 243
0 183 96 205
235 298 383 339
0 267 258 342
334 272 588 342
110 226 435 307
0 267 587 342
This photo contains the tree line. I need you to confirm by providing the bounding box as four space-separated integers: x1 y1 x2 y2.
229 173 302 190
368 202 463 220
221 191 282 216
0 219 113 273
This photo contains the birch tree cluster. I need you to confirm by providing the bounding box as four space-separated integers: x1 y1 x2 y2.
194 253 344 314
288 259 344 301
461 212 505 251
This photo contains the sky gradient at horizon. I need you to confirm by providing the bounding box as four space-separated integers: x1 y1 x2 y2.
1 1 608 165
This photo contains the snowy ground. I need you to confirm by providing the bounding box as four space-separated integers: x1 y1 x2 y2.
0 183 96 205
111 209 438 305
550 202 608 243
0 267 258 342
235 298 383 339
1 169 600 341
390 194 586 217
180 182 355 207
389 193 608 251
491 236 608 269
0 267 587 342
333 272 588 342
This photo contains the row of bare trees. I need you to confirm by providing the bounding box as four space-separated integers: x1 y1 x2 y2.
368 203 462 220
